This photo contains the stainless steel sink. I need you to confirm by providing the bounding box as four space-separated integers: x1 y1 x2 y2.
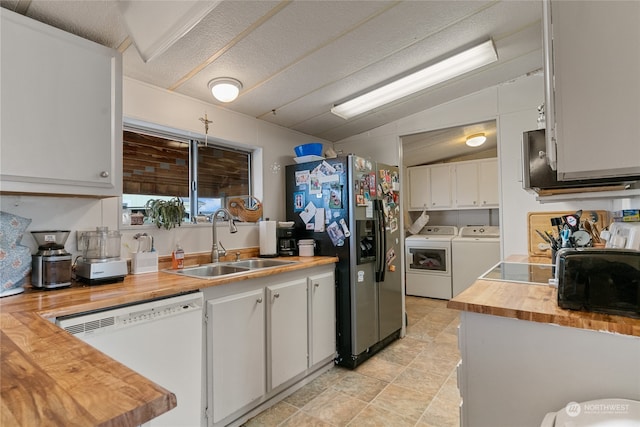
228 258 297 269
163 258 298 279
167 264 250 279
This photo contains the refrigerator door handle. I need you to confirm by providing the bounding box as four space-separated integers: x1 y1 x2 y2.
375 200 386 282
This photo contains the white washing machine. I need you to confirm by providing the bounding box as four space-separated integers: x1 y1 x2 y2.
540 398 640 426
405 226 458 299
452 226 500 297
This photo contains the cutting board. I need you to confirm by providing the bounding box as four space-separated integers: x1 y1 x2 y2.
527 210 610 258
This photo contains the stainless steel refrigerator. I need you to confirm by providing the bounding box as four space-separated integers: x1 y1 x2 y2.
285 155 402 368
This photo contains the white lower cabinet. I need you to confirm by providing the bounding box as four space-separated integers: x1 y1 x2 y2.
268 279 308 390
204 265 336 427
309 272 336 366
208 289 266 424
457 311 640 426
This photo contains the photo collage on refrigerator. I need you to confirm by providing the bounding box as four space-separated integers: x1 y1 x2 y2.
294 159 349 246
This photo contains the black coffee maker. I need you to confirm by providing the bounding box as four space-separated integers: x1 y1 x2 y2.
277 224 297 256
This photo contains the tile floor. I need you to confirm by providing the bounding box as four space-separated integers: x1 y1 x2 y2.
244 296 461 427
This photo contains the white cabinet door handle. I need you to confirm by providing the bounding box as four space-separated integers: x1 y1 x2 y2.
273 293 280 298
100 171 110 178
256 297 263 303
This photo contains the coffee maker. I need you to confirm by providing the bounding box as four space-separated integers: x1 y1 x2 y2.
278 223 297 256
31 231 72 289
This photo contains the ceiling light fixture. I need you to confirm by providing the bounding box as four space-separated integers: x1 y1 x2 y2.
208 78 243 103
331 40 498 120
466 133 487 147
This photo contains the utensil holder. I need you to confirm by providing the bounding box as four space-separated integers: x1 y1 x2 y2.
131 252 158 274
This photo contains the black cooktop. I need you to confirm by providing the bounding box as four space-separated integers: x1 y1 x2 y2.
480 262 554 285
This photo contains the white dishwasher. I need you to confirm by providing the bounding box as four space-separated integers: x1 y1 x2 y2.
56 291 204 427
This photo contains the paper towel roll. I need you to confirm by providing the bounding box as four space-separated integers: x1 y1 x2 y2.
259 221 278 256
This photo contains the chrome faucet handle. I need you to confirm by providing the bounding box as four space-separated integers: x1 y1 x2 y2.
218 240 227 257
235 252 241 261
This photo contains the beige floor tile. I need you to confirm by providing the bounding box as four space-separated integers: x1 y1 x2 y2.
434 333 458 351
331 371 389 402
302 389 367 426
437 372 461 403
355 356 405 383
285 367 349 407
244 401 299 426
406 319 449 342
371 383 434 421
279 411 335 427
419 394 461 427
347 404 416 427
425 308 459 324
409 351 458 376
428 341 460 363
376 336 429 366
393 366 447 396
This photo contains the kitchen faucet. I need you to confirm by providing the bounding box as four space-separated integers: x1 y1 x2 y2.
211 208 238 263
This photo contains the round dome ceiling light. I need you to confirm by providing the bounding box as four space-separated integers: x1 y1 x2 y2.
208 78 243 103
466 133 487 147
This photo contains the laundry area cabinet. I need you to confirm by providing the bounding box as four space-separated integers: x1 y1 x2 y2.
0 8 122 197
203 266 336 427
407 158 498 211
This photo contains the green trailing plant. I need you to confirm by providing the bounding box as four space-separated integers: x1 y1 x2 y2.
145 197 187 230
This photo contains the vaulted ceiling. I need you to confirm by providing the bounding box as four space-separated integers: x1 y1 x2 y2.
1 0 543 144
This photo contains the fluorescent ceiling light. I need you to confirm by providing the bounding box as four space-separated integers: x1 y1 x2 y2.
331 40 498 119
466 133 487 147
208 78 243 103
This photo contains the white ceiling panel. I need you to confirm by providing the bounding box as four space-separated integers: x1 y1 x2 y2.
1 0 544 143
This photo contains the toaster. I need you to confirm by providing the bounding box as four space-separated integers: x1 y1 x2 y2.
555 248 640 318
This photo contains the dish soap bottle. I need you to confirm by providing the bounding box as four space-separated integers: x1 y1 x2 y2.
172 243 185 269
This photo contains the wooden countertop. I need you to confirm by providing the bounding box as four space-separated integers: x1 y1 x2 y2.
0 256 338 426
447 255 640 337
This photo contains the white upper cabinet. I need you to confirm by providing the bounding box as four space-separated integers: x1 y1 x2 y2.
408 166 430 210
429 164 453 209
455 162 480 208
408 159 498 211
0 8 122 197
477 159 499 207
544 0 640 181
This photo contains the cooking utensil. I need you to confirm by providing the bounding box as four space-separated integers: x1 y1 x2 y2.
536 229 551 243
572 230 591 247
591 222 601 243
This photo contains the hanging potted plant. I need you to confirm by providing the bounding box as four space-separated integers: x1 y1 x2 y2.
145 197 187 230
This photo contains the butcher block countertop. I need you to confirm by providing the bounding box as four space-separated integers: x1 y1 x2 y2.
447 255 640 337
0 256 337 427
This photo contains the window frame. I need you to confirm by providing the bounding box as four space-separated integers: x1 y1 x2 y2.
122 119 254 226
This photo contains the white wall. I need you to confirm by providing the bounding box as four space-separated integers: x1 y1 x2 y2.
0 78 329 259
335 73 633 258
